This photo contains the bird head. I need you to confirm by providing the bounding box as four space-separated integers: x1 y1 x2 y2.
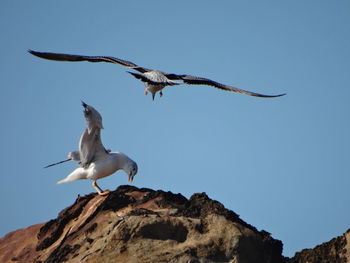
126 160 138 183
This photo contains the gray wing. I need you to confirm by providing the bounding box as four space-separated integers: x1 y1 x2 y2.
177 74 286 98
79 102 109 168
79 128 107 168
28 50 151 73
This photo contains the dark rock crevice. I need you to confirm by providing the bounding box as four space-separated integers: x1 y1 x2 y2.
137 221 188 242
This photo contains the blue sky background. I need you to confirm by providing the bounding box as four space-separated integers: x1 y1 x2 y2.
1 1 349 257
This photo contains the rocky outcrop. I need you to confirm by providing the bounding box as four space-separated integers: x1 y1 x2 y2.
0 185 284 263
287 229 350 263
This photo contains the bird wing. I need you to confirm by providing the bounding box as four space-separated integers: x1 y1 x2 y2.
28 50 152 73
164 73 183 80
79 128 107 168
178 74 286 98
79 102 110 168
82 101 104 133
44 158 72 168
43 150 80 168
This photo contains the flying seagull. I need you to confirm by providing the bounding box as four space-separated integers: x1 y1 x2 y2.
28 50 286 100
45 102 138 196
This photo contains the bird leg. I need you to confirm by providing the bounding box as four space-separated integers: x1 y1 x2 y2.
92 180 110 196
144 89 149 95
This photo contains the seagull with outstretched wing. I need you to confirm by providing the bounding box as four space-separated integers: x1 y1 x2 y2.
44 102 138 196
28 50 286 100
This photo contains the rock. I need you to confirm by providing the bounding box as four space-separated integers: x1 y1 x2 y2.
0 185 285 263
287 229 350 263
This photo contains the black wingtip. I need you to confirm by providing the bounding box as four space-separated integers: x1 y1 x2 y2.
28 50 43 58
274 93 287 98
257 93 287 98
81 100 88 108
28 49 36 55
44 158 71 168
127 71 136 76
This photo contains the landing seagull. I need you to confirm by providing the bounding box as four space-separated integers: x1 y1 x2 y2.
28 50 286 100
44 102 138 196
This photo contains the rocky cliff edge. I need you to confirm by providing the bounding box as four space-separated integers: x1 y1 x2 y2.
0 185 284 263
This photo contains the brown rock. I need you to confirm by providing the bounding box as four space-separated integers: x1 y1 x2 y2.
288 229 350 263
0 185 284 263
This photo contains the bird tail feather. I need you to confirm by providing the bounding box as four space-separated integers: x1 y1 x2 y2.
57 168 87 184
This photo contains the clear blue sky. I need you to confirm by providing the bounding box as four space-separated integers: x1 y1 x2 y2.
1 0 349 257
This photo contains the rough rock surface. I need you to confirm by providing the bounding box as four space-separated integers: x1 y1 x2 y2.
0 185 284 263
287 229 350 263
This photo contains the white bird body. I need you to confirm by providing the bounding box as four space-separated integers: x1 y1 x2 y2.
144 70 171 83
57 152 136 183
142 70 179 96
130 70 180 99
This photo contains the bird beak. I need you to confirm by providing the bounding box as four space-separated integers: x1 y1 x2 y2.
81 100 88 108
128 173 133 183
152 93 155 101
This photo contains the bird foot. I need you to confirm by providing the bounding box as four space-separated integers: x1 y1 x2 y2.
160 91 163 98
144 89 149 95
98 190 110 196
